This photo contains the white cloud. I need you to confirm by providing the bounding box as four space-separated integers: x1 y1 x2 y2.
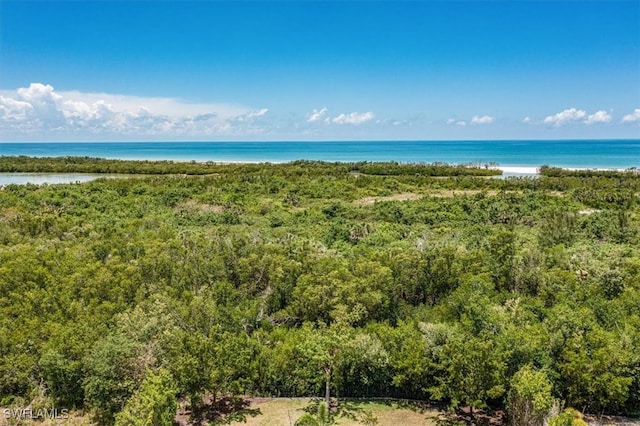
248 108 269 118
622 109 640 123
544 107 616 127
0 83 265 137
7 83 67 128
331 111 375 125
447 115 493 126
522 116 531 124
305 107 374 125
543 108 587 126
585 110 612 125
17 83 62 110
235 108 269 122
306 107 328 123
55 89 249 120
470 115 495 125
0 96 34 122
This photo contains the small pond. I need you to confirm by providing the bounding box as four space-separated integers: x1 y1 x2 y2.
0 173 134 186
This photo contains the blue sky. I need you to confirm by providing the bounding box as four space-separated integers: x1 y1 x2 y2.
0 0 638 141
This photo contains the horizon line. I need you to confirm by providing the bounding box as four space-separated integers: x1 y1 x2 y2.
2 138 639 144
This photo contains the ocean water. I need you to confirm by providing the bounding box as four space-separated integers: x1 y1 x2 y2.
1 140 639 170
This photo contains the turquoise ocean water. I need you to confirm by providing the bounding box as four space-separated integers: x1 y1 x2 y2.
1 140 639 169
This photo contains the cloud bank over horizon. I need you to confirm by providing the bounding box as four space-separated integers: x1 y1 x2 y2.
305 107 375 125
0 83 638 141
0 83 269 139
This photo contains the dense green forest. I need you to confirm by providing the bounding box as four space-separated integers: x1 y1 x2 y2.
0 158 639 425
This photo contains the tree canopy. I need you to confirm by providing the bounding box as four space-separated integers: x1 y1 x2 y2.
0 157 638 424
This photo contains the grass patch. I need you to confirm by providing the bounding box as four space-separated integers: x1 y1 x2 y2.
228 398 438 426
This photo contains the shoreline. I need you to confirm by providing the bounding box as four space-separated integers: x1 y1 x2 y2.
0 163 636 186
497 165 633 175
1 140 637 172
1 162 634 175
